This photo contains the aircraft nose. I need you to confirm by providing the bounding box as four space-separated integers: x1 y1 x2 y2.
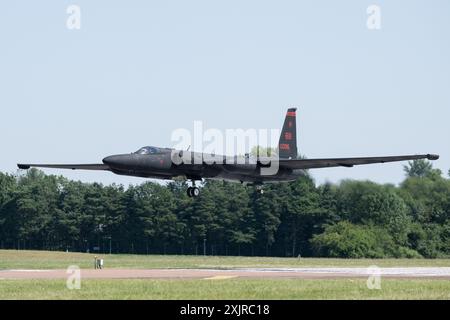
103 155 129 168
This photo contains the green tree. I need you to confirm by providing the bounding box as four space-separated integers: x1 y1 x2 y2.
336 181 411 245
399 175 450 224
0 172 17 248
276 175 321 257
187 181 217 255
250 146 276 157
317 183 339 224
229 230 255 256
252 186 281 256
403 159 441 179
311 221 382 258
1 162 449 258
135 182 183 254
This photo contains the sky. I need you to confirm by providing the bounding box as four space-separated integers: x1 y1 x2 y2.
1 0 449 187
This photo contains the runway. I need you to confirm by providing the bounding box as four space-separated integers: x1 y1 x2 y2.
1 267 450 280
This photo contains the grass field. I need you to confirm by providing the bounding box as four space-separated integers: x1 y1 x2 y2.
1 279 450 300
1 250 449 299
1 250 450 270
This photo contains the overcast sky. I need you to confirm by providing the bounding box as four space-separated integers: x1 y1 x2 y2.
1 0 449 187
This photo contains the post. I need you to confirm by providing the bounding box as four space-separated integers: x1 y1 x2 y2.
203 238 206 256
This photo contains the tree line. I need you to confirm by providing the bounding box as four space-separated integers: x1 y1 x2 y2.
0 160 449 258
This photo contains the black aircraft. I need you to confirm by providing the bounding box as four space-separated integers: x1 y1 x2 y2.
18 108 439 197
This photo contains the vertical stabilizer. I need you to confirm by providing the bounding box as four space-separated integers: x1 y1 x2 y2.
278 108 298 159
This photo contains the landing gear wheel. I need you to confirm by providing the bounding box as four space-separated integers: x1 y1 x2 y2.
187 186 200 198
192 187 200 197
256 185 264 195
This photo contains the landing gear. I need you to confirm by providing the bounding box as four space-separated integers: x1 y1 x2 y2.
256 185 264 195
187 186 200 198
187 180 201 198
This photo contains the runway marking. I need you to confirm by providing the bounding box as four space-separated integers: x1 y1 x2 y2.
203 275 238 280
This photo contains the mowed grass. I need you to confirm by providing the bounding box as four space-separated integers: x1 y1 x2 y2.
1 250 450 270
0 278 450 300
1 250 450 300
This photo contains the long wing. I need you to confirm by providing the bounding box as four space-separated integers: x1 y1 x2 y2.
17 164 110 171
279 154 439 170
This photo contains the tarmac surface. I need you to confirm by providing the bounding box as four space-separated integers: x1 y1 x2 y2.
1 267 450 280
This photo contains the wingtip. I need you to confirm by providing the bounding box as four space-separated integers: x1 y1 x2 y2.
427 154 439 161
17 164 30 170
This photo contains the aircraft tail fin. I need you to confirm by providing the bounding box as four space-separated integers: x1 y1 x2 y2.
278 108 298 159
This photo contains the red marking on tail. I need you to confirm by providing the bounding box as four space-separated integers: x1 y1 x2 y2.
284 132 293 140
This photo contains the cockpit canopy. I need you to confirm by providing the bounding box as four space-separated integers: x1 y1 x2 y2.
134 146 159 155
